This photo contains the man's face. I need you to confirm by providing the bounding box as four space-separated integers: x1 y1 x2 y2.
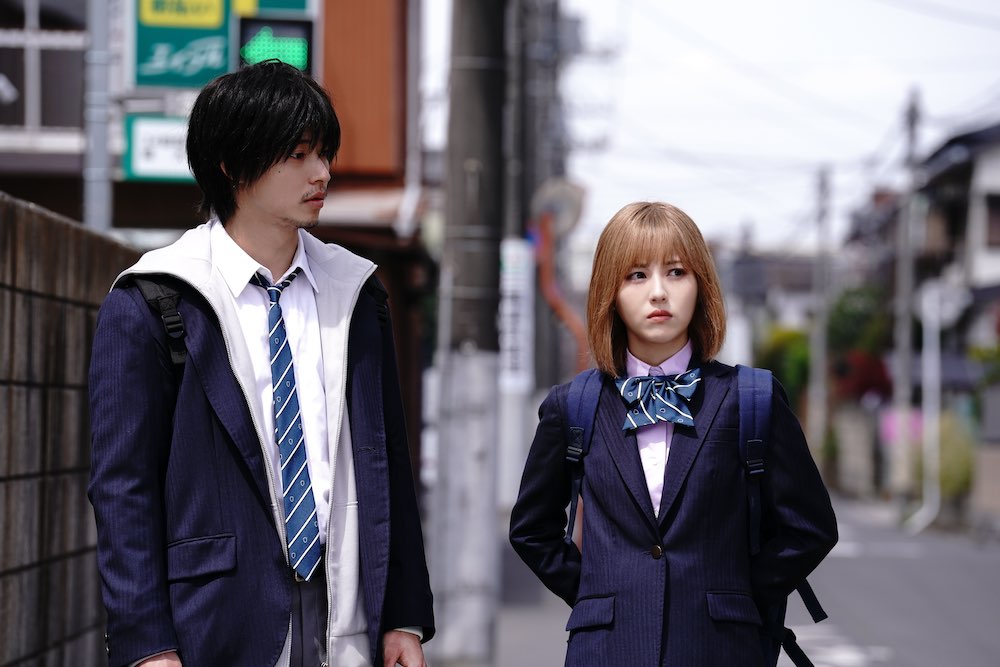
234 138 331 230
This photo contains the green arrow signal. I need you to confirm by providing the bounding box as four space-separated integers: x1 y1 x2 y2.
240 26 308 70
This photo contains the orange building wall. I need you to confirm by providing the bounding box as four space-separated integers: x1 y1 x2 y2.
322 0 406 179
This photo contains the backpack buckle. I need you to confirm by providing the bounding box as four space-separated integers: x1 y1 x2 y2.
161 311 185 340
746 438 765 476
566 427 584 463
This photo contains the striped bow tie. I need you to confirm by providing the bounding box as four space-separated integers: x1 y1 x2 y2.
615 367 702 431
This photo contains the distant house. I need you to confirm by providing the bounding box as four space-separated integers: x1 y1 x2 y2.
920 122 1000 367
725 246 821 329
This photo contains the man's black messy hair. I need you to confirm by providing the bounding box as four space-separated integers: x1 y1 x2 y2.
186 60 341 224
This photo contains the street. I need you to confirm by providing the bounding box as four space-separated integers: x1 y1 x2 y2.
496 497 1000 667
780 499 1000 667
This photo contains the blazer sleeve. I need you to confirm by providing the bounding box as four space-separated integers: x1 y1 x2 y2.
378 296 436 642
508 385 582 606
87 286 180 667
751 378 839 604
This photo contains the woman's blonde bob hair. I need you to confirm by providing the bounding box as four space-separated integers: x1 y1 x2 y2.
586 201 726 376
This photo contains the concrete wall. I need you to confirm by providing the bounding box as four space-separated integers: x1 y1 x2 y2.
971 445 1000 521
0 191 138 665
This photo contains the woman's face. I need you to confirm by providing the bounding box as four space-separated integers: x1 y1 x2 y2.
615 256 698 367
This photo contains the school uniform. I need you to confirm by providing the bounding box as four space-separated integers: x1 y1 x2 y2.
88 222 434 667
509 344 837 666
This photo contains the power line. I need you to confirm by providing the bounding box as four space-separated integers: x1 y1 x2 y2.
870 0 1000 32
927 77 1000 128
612 113 899 175
633 1 884 128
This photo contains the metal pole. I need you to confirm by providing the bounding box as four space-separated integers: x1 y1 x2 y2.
808 167 830 456
24 0 40 129
84 0 113 230
395 0 423 239
430 1 506 664
890 90 920 500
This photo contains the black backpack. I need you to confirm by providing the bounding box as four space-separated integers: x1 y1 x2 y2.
561 365 827 667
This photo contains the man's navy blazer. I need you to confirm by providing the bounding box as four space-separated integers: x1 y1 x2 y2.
510 361 837 666
88 272 434 667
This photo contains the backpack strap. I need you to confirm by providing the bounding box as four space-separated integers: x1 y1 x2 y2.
737 364 771 556
738 364 829 659
362 275 389 329
133 276 187 366
780 628 814 667
563 368 603 546
796 579 828 623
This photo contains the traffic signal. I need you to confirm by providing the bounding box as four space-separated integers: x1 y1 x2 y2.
238 17 313 74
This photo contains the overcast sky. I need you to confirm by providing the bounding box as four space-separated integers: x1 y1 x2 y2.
422 0 1000 260
560 0 1000 256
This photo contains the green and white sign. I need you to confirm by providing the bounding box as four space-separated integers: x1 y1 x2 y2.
134 0 231 88
123 114 195 182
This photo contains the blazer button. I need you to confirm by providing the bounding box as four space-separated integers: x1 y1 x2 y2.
650 545 664 559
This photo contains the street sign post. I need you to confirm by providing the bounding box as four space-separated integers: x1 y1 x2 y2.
907 278 972 534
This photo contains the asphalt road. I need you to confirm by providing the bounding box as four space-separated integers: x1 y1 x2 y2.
780 499 1000 667
496 497 1000 667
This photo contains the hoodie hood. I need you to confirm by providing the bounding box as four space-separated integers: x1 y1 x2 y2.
114 221 376 297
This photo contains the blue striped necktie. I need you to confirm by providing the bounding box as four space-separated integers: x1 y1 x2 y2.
615 367 702 431
251 269 322 581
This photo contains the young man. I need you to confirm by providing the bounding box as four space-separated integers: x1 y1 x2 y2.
88 60 434 667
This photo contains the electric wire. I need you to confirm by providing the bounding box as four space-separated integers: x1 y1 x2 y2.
869 0 1000 33
633 0 884 128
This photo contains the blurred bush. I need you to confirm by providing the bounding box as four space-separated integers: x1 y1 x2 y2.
913 409 975 503
756 327 810 414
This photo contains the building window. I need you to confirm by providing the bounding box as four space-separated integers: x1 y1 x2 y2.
0 1 86 130
989 194 1000 247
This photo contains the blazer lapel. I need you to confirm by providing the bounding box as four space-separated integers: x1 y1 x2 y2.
182 294 274 508
596 385 659 532
658 362 733 524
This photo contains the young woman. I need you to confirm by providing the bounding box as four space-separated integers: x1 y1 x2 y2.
509 202 838 666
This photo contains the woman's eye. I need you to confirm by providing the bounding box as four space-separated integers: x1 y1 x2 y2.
626 271 646 280
668 267 686 277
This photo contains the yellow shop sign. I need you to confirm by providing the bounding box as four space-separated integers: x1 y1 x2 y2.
139 0 224 29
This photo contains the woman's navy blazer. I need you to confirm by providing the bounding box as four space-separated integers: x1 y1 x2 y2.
510 360 837 666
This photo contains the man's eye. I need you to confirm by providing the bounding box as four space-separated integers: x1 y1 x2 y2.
290 152 305 160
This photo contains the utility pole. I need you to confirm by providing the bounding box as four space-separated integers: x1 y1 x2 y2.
890 90 920 500
429 1 506 665
808 167 830 457
84 0 112 230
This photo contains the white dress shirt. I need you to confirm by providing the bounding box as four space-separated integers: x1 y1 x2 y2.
211 221 421 651
625 340 693 517
210 221 332 545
